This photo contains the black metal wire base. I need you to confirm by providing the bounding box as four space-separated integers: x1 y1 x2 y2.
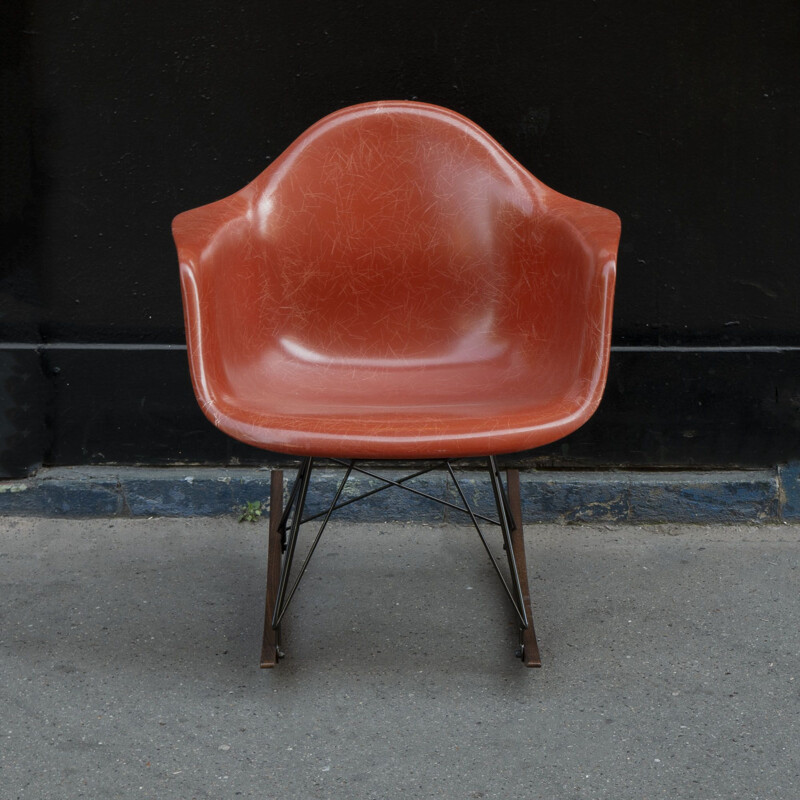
262 456 541 667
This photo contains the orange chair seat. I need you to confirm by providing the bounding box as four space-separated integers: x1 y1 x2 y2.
196 339 600 459
174 102 620 460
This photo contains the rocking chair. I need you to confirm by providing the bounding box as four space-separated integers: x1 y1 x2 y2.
172 101 620 667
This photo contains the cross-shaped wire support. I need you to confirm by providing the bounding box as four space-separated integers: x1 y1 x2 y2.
260 456 541 667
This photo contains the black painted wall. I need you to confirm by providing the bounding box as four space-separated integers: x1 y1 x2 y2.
1 0 799 476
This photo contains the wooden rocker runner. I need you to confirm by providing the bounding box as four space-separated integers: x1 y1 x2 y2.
172 101 620 667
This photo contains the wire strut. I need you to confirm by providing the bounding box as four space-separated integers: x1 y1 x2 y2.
268 457 532 643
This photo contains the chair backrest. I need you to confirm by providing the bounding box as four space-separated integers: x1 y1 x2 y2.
173 102 619 372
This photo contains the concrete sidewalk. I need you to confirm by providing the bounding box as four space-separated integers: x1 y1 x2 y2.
1 517 798 799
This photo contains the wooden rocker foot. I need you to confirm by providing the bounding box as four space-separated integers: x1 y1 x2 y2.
261 470 284 668
506 469 542 667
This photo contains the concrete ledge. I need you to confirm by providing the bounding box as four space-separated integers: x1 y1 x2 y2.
779 462 800 520
0 464 796 523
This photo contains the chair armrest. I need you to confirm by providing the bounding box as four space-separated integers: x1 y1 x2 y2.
171 191 253 271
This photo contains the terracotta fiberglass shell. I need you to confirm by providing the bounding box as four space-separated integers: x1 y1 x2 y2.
173 101 621 460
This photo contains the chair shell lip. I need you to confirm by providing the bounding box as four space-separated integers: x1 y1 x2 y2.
174 100 621 460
